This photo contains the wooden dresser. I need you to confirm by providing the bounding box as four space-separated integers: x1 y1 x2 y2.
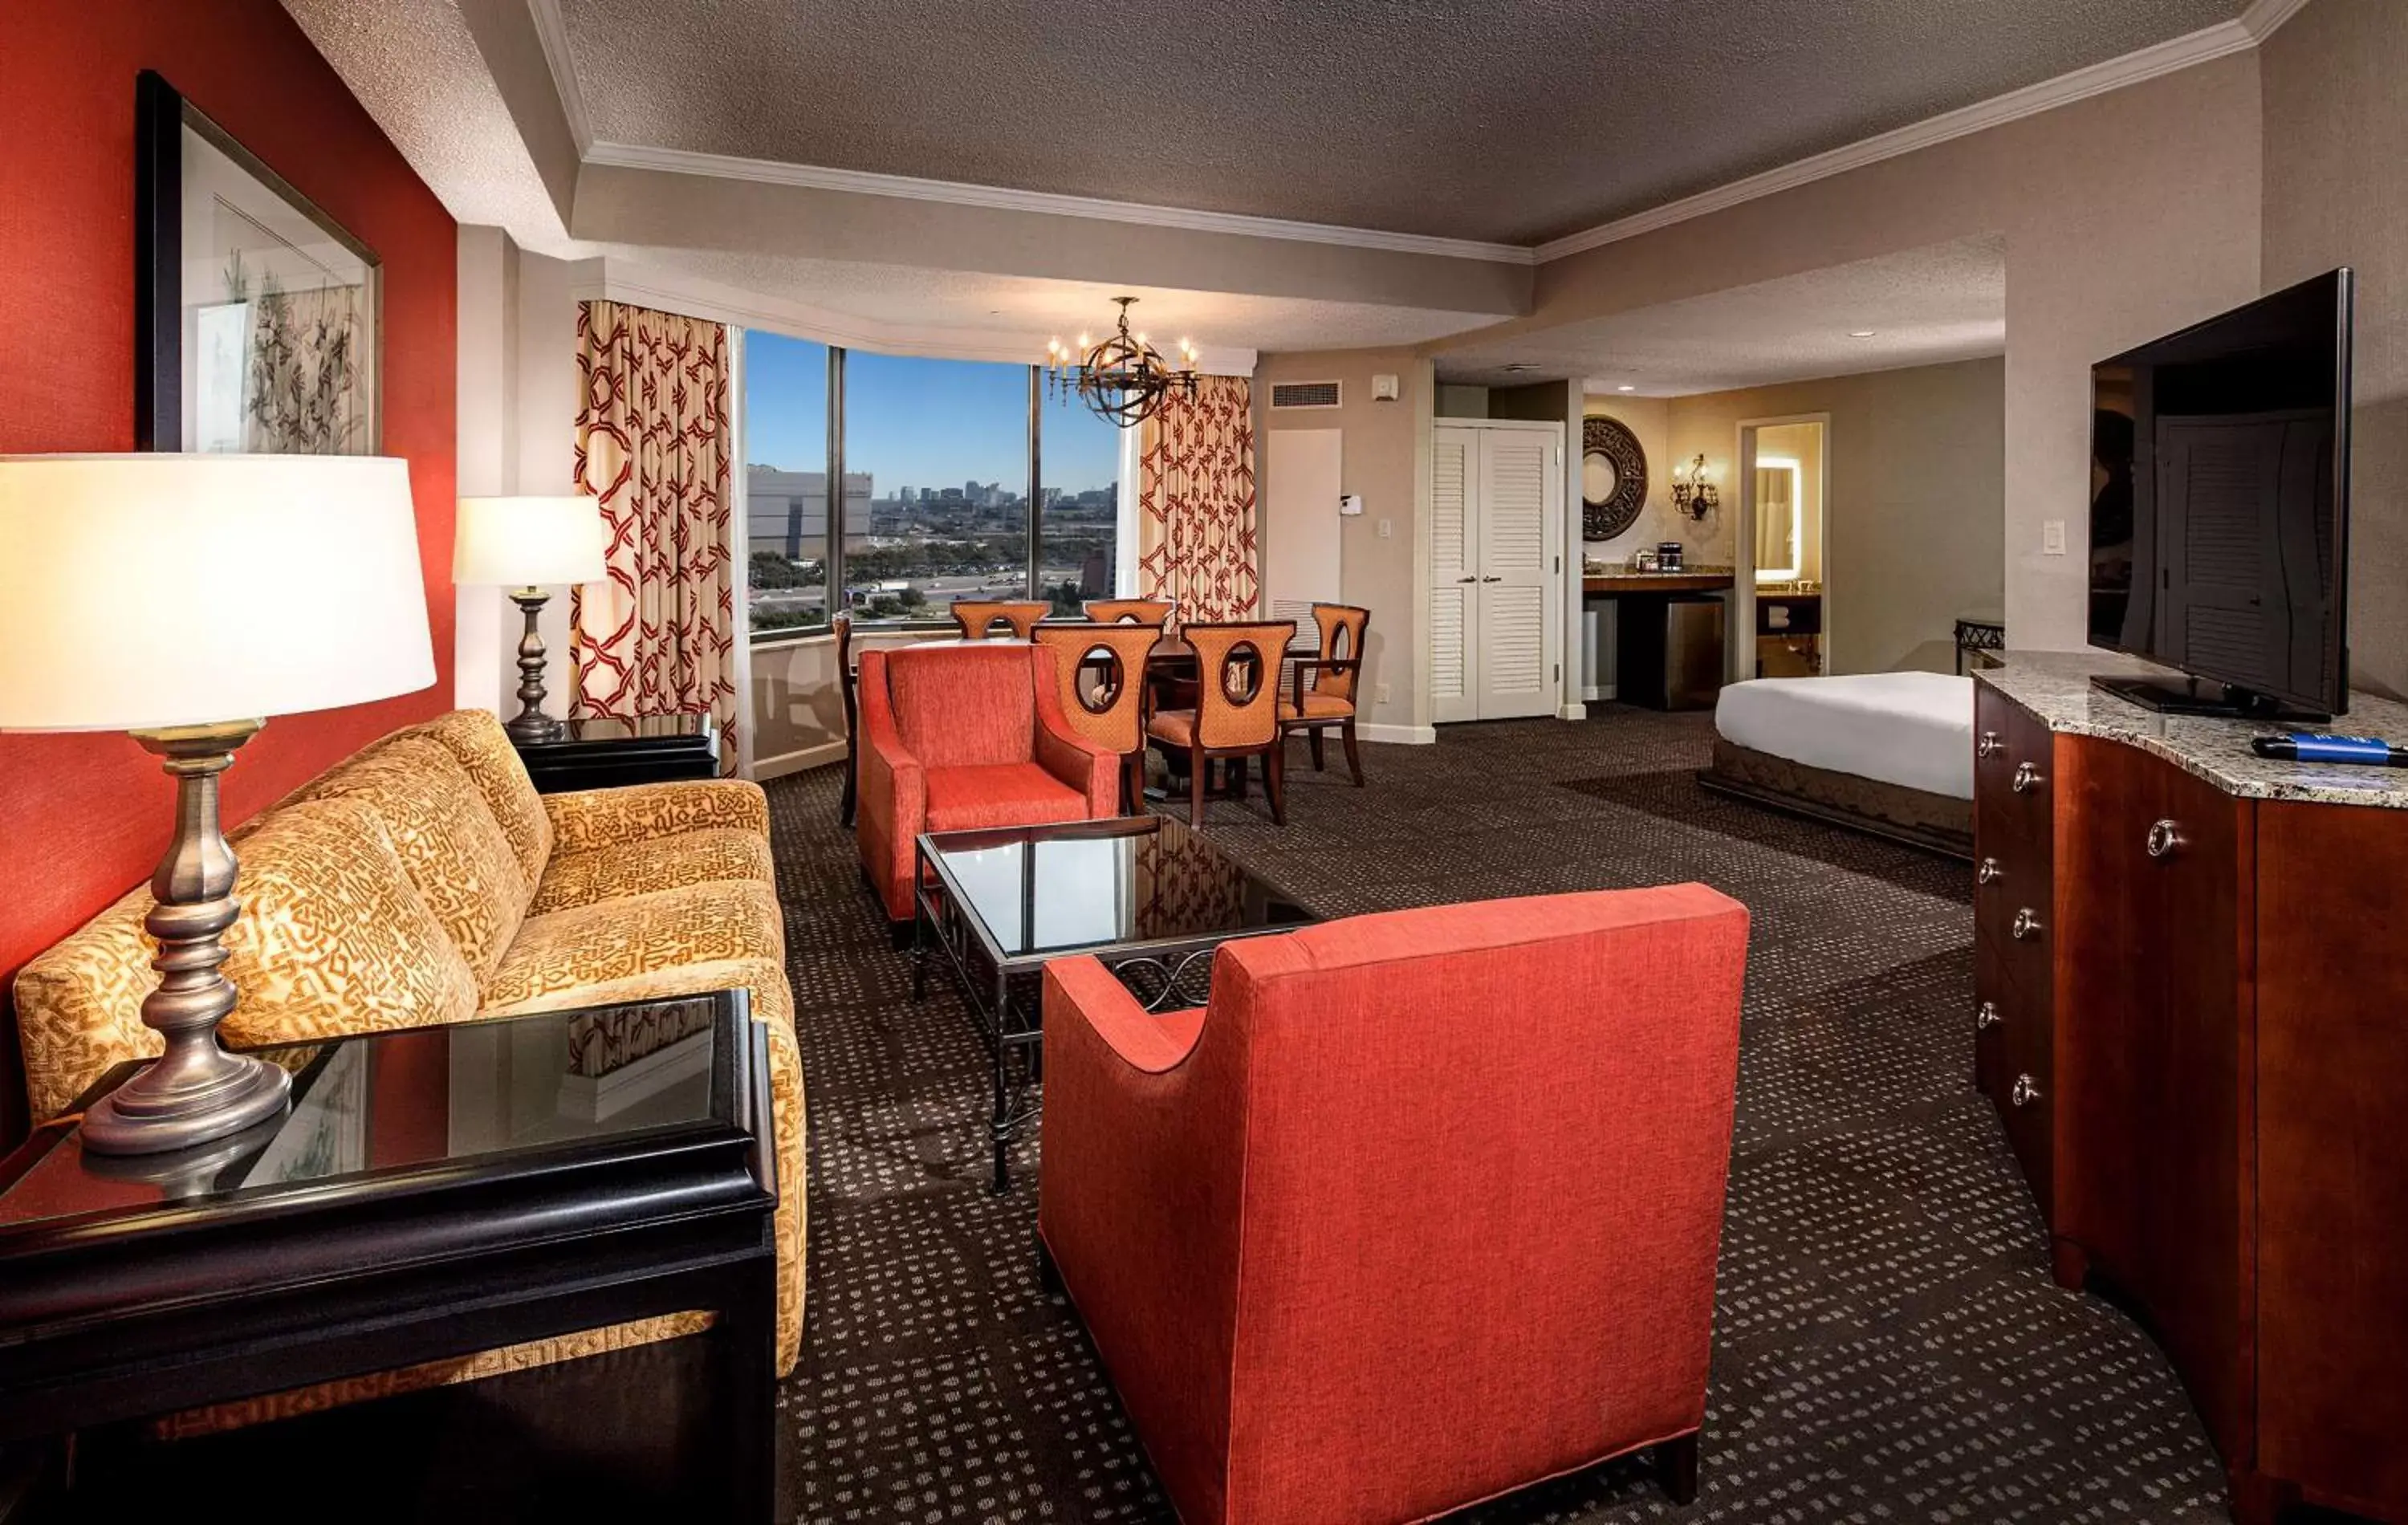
1973 656 2408 1525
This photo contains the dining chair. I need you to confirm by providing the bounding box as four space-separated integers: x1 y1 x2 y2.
950 600 1051 640
1145 620 1296 829
1278 602 1370 787
1033 623 1161 812
1084 597 1174 628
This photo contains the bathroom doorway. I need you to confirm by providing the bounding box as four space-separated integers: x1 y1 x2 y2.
1735 415 1828 680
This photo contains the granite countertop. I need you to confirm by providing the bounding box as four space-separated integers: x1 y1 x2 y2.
1976 650 2408 810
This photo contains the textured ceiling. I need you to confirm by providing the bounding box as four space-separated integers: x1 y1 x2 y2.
555 0 2247 245
1437 237 2007 392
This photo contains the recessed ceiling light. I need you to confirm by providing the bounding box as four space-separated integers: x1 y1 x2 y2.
1616 384 1636 392
1849 330 1877 339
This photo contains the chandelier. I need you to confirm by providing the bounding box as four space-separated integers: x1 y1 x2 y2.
1045 297 1199 428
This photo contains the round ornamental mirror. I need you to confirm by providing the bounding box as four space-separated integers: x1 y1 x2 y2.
1076 647 1124 714
1222 642 1263 704
1581 415 1648 539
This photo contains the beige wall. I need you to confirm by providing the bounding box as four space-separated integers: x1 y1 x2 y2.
1666 356 2006 676
2262 0 2408 697
1255 348 1433 735
1582 394 1710 566
1454 55 2264 656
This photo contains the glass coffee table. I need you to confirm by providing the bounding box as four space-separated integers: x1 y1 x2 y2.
913 815 1315 1190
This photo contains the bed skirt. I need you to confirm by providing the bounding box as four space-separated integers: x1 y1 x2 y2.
1698 739 1974 860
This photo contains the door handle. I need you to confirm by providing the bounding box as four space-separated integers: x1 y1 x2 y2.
1480 575 1502 583
1456 575 1477 584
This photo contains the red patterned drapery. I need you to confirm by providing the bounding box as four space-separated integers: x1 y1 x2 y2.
1136 374 1258 622
569 299 738 771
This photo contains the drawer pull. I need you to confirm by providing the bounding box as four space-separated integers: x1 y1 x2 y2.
2011 907 2042 940
2011 1074 2043 1108
1978 730 2003 758
1976 856 2002 885
2011 761 2044 794
1976 1001 2002 1031
2146 819 2182 859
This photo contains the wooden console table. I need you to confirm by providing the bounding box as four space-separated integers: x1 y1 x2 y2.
1973 654 2408 1525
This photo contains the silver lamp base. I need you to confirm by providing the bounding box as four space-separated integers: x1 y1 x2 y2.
505 588 566 745
79 721 293 1157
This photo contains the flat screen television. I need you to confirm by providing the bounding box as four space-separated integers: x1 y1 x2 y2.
2089 268 2353 719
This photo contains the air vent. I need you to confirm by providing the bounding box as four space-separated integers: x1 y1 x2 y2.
1271 380 1342 410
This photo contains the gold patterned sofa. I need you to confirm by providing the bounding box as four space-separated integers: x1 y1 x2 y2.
12 708 807 1409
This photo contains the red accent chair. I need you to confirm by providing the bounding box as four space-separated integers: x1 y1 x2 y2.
856 643 1120 922
1037 885 1751 1524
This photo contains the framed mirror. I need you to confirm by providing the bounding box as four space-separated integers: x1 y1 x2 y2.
1580 415 1648 539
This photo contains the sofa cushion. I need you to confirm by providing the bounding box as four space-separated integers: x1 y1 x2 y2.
531 827 775 916
295 734 530 983
416 709 553 896
886 645 1037 768
925 762 1088 832
543 779 769 856
217 796 485 1049
482 879 787 1014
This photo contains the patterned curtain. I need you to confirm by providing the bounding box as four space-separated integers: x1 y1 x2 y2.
569 299 739 771
1136 374 1258 622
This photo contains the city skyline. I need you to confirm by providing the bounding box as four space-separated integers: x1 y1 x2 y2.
746 332 1122 495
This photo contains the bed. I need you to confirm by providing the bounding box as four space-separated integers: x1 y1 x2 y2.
1698 672 1976 858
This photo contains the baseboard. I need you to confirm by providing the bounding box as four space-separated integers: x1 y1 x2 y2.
1357 722 1436 746
752 739 844 782
1559 702 1588 721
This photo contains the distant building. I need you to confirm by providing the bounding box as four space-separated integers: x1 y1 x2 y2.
748 466 872 559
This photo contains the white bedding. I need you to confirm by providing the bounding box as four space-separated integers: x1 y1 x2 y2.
1714 673 1977 799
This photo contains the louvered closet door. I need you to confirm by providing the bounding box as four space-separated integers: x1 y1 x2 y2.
1430 428 1479 725
1474 429 1561 720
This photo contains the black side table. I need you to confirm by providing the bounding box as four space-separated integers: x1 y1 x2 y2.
513 713 720 794
0 993 778 1521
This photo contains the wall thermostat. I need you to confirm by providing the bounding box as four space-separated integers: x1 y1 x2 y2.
1339 494 1365 517
1370 374 1401 402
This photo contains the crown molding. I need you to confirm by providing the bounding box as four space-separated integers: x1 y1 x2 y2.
1536 0 2311 262
583 140 1538 266
525 0 592 155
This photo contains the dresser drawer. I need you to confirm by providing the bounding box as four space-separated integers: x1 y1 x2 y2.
1976 929 2056 1222
1975 685 2055 856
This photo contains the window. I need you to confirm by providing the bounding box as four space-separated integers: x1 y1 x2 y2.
1038 385 1121 618
738 336 1138 637
742 331 832 636
842 352 1030 624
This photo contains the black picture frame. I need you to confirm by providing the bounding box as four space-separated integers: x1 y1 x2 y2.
133 70 382 453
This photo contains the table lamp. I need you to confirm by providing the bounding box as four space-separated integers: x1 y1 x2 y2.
453 495 607 745
0 453 434 1154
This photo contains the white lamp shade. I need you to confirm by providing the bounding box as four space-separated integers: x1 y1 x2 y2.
0 453 437 733
454 495 608 586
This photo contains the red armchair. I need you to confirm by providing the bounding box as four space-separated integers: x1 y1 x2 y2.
857 642 1121 922
1037 886 1751 1524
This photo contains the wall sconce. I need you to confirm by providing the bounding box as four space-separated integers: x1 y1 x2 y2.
1670 453 1719 522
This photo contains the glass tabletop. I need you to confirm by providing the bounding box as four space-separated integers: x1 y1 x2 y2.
0 995 739 1234
919 815 1313 963
554 713 714 744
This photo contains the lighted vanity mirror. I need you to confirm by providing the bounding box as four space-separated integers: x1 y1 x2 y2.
1754 457 1802 582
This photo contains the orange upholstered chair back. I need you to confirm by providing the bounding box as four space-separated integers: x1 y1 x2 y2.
950 600 1050 640
1182 620 1295 750
1033 624 1158 755
1309 603 1370 704
877 643 1039 768
1085 598 1174 628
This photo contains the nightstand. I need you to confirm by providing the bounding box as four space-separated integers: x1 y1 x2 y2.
511 713 720 793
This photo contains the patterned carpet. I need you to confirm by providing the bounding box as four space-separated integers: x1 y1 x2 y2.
765 709 2236 1524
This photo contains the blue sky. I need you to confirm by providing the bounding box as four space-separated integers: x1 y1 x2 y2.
745 332 1121 495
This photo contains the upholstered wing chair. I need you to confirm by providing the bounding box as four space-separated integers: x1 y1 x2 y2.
856 643 1121 922
1038 885 1751 1524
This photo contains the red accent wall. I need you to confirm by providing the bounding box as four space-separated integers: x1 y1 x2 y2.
0 2 457 1137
